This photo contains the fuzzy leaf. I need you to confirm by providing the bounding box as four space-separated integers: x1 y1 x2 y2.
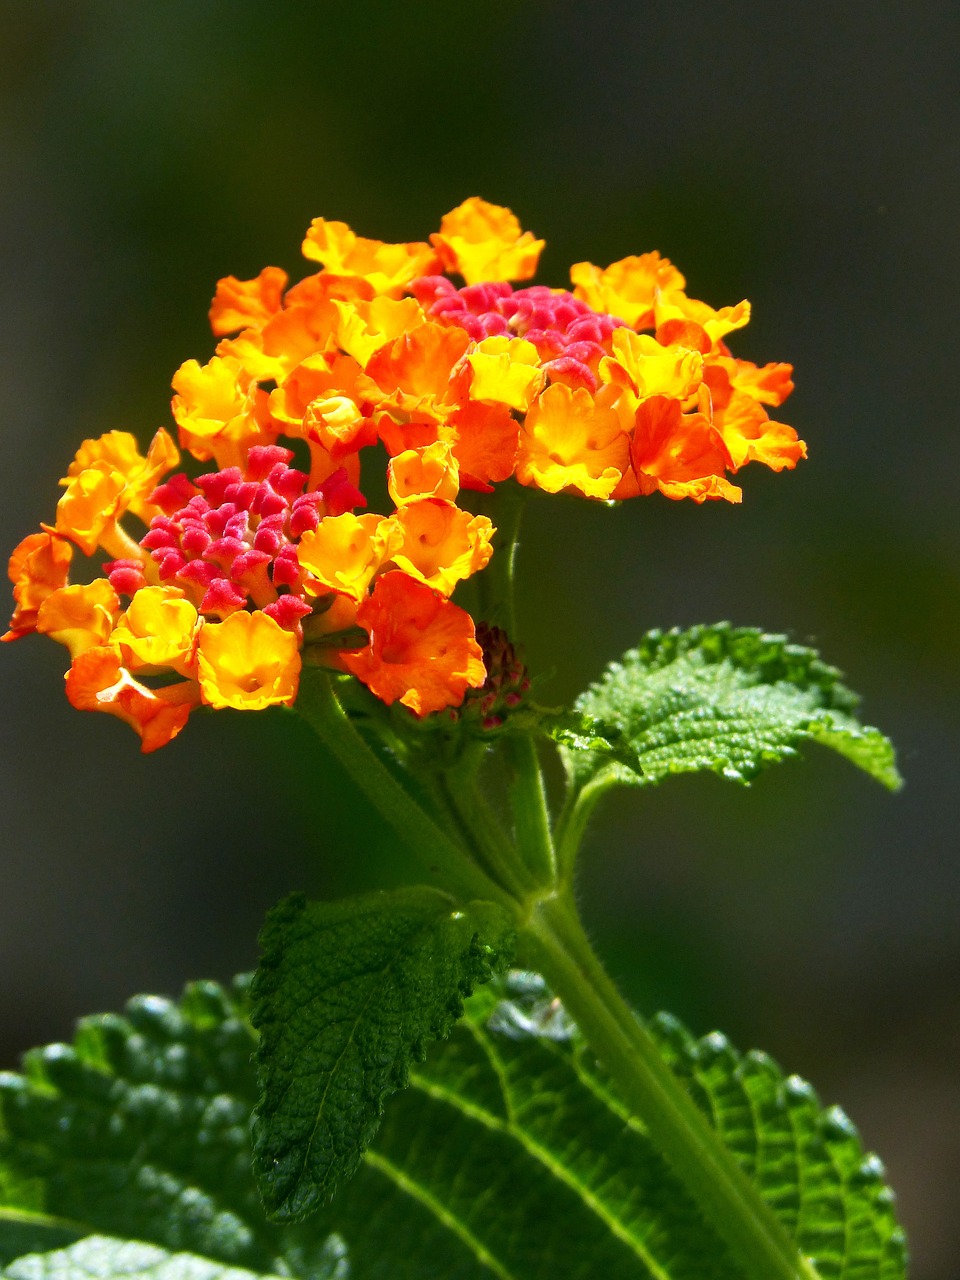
0 980 347 1279
565 624 901 793
250 889 512 1222
539 708 643 776
0 972 906 1279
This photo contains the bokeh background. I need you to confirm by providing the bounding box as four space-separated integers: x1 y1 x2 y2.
1 2 958 1275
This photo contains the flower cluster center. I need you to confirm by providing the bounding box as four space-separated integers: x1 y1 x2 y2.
411 277 628 390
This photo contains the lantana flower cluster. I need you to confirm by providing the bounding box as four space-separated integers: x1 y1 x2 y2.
5 198 804 751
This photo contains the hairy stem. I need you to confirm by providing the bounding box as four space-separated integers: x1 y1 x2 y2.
521 891 819 1280
295 670 511 908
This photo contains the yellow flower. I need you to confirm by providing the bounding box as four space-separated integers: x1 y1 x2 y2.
654 290 751 348
110 586 200 676
467 336 545 411
197 610 301 710
35 581 120 659
517 383 629 499
387 441 460 506
390 499 494 596
570 253 686 329
599 329 703 403
62 429 179 524
430 198 544 286
331 295 426 366
297 513 402 603
171 355 274 469
301 219 439 297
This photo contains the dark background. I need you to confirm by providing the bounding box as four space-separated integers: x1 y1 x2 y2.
1 3 958 1275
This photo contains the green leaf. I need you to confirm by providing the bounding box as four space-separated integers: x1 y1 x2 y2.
250 889 513 1222
539 707 644 777
0 971 906 1279
0 1213 82 1267
1 1236 291 1280
564 624 901 794
0 980 347 1279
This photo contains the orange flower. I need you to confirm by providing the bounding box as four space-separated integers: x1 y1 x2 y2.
629 396 741 503
365 321 471 421
714 390 807 472
517 383 629 499
65 645 199 753
209 266 289 337
390 499 494 596
441 400 519 492
341 571 485 716
301 219 439 297
4 532 73 641
430 198 544 286
570 253 686 329
172 355 275 470
654 290 751 349
196 609 301 710
36 581 120 659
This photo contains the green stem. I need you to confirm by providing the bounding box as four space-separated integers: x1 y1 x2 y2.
295 671 511 908
504 734 557 889
435 766 535 902
475 480 527 634
522 892 819 1280
553 773 615 887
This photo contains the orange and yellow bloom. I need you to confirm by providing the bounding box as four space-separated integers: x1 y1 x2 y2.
7 196 804 749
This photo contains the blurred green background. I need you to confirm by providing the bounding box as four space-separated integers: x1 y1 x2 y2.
1 2 958 1275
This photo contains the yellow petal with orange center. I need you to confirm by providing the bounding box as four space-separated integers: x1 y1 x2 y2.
36 580 121 659
53 464 128 555
600 329 704 402
430 198 544 286
387 441 460 506
467 336 546 411
391 499 494 596
172 355 274 468
302 219 440 297
111 586 200 675
517 383 629 500
297 513 402 602
654 290 751 348
197 610 301 710
570 253 686 329
331 296 426 366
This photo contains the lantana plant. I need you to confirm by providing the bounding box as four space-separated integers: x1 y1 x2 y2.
1 199 905 1280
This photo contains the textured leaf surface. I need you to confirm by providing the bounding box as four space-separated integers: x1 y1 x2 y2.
539 708 643 776
251 889 512 1221
1 1236 289 1280
0 970 905 1279
565 624 901 793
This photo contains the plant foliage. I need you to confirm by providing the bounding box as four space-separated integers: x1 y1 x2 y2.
564 625 901 797
0 969 906 1279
